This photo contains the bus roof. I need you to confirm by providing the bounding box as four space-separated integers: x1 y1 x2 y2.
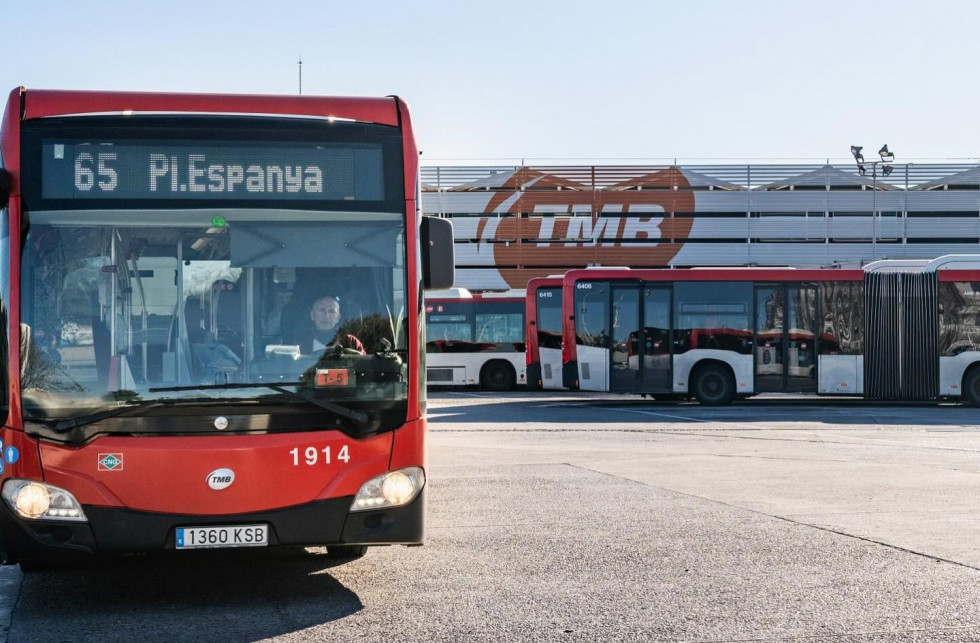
563 266 866 282
13 88 402 126
479 289 525 299
527 275 565 290
426 288 525 301
426 288 473 299
865 254 980 272
526 276 564 291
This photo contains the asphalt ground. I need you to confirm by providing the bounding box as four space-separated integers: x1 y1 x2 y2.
2 391 980 642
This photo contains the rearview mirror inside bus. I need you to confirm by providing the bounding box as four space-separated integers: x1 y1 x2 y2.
421 216 454 291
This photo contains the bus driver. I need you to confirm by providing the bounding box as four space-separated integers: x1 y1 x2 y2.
297 295 364 354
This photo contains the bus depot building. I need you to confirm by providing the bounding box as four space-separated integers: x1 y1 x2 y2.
421 163 980 292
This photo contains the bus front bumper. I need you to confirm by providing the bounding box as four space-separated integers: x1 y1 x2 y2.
0 487 424 564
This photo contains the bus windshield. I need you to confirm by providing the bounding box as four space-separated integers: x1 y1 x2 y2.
19 209 408 433
536 287 563 350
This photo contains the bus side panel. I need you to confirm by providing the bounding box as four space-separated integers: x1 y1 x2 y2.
506 354 527 386
818 355 861 395
540 347 564 390
426 354 526 387
577 345 609 392
425 354 474 386
673 351 753 394
940 353 980 398
38 431 394 515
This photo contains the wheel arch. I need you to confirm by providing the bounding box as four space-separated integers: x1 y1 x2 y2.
962 361 980 406
690 358 736 382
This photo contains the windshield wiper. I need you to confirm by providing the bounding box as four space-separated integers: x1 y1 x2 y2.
148 382 369 425
52 401 166 433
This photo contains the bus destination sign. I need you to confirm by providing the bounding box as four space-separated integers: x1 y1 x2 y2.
41 141 384 201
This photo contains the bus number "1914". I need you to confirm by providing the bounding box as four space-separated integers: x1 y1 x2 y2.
289 445 350 466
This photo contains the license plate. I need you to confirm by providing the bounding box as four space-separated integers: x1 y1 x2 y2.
175 524 268 550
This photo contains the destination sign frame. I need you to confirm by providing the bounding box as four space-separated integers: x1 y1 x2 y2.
20 116 405 212
41 140 384 202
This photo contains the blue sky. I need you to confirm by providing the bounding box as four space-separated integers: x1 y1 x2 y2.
5 1 979 163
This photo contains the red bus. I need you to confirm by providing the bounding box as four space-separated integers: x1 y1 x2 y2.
562 257 980 405
425 288 525 390
0 88 454 566
525 277 564 390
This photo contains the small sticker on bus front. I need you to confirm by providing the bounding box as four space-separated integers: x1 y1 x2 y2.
98 453 123 471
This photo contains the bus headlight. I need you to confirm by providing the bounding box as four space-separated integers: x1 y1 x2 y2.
351 467 425 512
1 479 88 522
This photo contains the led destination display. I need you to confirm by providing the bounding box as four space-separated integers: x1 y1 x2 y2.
41 140 384 201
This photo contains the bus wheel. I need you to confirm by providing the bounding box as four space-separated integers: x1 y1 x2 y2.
481 361 516 391
964 368 980 407
692 364 735 406
327 545 368 560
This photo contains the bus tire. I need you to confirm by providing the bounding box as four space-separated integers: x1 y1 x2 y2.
327 545 368 560
964 367 980 407
481 360 516 391
692 363 735 406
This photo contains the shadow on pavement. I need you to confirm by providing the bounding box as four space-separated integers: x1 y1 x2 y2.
11 547 363 642
427 392 980 428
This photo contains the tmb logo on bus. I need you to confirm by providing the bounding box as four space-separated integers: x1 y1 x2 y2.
98 453 124 471
207 468 236 491
477 167 696 288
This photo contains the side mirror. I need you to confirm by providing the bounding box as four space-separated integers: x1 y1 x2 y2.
420 216 454 291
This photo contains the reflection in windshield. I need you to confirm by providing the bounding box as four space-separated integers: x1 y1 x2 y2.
20 210 408 420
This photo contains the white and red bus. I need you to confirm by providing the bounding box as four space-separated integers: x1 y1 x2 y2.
561 257 980 405
525 277 564 390
425 288 525 390
0 88 454 566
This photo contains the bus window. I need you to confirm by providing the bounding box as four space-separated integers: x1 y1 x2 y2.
818 282 864 355
574 282 609 348
536 288 563 350
673 282 752 355
475 301 523 344
940 281 980 356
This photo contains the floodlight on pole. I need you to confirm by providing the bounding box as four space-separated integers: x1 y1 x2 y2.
849 144 896 261
851 145 867 175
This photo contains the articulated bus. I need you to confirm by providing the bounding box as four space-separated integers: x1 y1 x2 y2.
525 277 564 390
562 256 980 405
425 288 526 390
0 88 454 566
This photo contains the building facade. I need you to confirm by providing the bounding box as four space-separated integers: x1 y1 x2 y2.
421 163 980 291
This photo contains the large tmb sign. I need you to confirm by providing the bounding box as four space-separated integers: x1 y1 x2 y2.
462 167 696 288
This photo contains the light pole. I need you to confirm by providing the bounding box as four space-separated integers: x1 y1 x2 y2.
850 145 895 261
